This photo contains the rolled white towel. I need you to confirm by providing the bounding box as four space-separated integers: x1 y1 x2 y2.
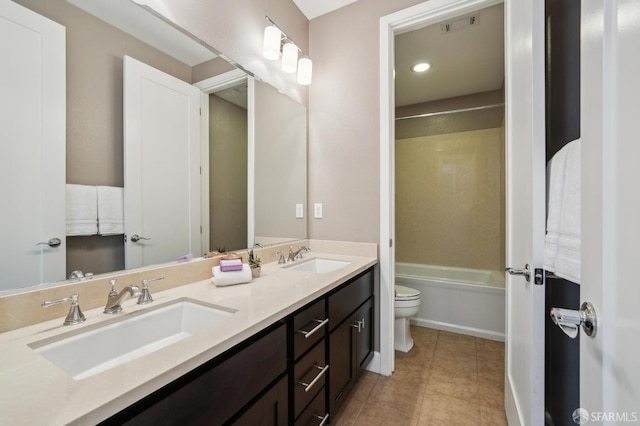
211 264 252 287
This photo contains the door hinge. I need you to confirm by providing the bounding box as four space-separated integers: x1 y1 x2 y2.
389 239 393 248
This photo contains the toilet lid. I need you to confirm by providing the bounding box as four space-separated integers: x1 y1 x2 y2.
394 284 420 300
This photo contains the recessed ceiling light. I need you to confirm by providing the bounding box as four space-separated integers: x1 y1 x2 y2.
411 62 431 73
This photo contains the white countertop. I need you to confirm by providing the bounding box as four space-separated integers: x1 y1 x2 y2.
0 252 377 425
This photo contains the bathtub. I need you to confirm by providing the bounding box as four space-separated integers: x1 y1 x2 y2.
395 263 505 341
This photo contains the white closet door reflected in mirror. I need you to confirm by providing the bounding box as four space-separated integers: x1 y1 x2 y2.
0 0 66 291
123 56 202 269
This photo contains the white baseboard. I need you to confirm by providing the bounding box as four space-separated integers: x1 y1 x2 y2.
411 317 505 342
365 351 384 375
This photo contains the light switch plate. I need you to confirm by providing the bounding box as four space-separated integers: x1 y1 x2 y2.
314 203 323 219
296 203 304 218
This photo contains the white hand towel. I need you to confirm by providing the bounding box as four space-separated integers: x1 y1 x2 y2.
97 186 124 235
66 184 98 236
543 143 571 272
544 139 581 283
555 140 581 283
211 264 252 287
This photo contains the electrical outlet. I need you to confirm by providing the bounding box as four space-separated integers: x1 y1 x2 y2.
314 203 323 219
296 203 304 218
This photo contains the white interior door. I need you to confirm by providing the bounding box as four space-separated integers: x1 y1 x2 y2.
579 0 640 421
504 0 546 424
0 0 65 290
124 56 201 269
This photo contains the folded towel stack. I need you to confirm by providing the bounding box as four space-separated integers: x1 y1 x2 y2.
66 184 98 236
211 264 252 287
220 258 243 272
97 186 124 235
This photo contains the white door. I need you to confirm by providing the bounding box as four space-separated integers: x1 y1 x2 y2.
0 0 65 290
123 56 201 269
579 0 640 422
504 0 546 424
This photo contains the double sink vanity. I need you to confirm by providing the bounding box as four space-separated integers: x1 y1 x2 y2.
0 241 377 425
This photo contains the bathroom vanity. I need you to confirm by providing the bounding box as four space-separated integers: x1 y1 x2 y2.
0 243 377 425
99 267 374 425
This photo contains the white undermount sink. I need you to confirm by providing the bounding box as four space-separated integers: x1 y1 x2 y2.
29 299 235 380
286 258 351 273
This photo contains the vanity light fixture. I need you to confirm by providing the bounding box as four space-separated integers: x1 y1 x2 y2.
263 25 282 60
262 16 313 85
297 57 313 85
281 42 299 73
411 62 432 73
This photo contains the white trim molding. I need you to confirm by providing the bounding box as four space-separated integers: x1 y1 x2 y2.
379 0 504 378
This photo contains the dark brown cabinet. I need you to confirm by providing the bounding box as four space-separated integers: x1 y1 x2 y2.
328 297 373 417
233 375 289 425
100 266 375 426
100 323 288 426
327 270 374 419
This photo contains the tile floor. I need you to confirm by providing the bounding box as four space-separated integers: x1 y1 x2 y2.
332 326 508 425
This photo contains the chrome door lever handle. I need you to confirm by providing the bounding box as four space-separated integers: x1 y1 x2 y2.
36 237 62 248
506 264 531 282
129 234 151 243
550 302 597 338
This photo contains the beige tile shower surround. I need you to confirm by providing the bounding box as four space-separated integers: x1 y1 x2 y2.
333 326 508 426
0 240 376 425
395 128 506 271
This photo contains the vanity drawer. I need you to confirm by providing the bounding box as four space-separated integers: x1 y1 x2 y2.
295 385 328 426
293 298 327 360
293 340 328 419
328 269 373 331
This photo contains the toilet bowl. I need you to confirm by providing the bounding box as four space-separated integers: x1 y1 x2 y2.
394 284 421 352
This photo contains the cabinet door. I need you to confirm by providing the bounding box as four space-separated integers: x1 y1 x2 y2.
328 269 373 331
232 375 288 426
328 313 358 416
354 298 374 378
101 324 287 426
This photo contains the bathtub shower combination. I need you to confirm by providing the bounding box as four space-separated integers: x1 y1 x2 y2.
395 263 505 342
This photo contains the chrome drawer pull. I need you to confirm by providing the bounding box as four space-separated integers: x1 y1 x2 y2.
298 364 329 393
315 413 329 426
297 318 329 339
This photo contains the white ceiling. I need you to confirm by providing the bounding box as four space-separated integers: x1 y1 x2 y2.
293 0 358 20
394 4 504 107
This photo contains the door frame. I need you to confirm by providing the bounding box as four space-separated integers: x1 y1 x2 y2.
194 69 249 252
379 0 504 377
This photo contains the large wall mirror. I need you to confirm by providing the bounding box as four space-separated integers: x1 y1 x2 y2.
2 0 307 292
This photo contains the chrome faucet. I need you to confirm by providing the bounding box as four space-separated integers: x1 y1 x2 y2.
288 245 310 261
68 270 93 281
103 279 141 314
137 276 165 305
42 294 86 325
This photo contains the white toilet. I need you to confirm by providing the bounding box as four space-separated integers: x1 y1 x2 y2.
394 284 421 352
